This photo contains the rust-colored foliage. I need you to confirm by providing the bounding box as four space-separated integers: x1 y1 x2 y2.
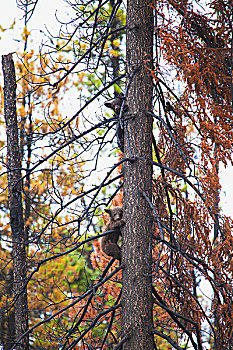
150 0 233 348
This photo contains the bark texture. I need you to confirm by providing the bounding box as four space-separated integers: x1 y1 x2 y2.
122 1 154 349
2 54 29 350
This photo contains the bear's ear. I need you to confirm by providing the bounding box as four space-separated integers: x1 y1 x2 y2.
105 208 111 214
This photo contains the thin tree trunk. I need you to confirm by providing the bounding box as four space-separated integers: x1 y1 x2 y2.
122 1 154 349
2 54 29 350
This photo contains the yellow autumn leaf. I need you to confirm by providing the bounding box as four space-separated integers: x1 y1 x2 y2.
23 26 30 36
112 39 120 47
109 49 119 57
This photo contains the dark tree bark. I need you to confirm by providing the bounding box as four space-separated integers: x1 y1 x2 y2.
122 1 154 349
0 267 15 350
2 54 29 350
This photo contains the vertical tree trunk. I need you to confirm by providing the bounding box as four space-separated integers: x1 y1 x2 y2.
2 54 29 350
122 1 154 349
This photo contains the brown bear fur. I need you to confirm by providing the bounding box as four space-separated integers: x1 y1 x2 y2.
101 206 125 261
104 93 128 153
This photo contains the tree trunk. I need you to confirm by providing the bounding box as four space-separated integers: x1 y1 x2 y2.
122 1 154 349
2 54 29 350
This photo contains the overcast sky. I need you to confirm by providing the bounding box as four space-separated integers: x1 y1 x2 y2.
0 0 232 218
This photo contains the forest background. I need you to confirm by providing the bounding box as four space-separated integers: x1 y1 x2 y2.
0 0 233 349
1 1 233 215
